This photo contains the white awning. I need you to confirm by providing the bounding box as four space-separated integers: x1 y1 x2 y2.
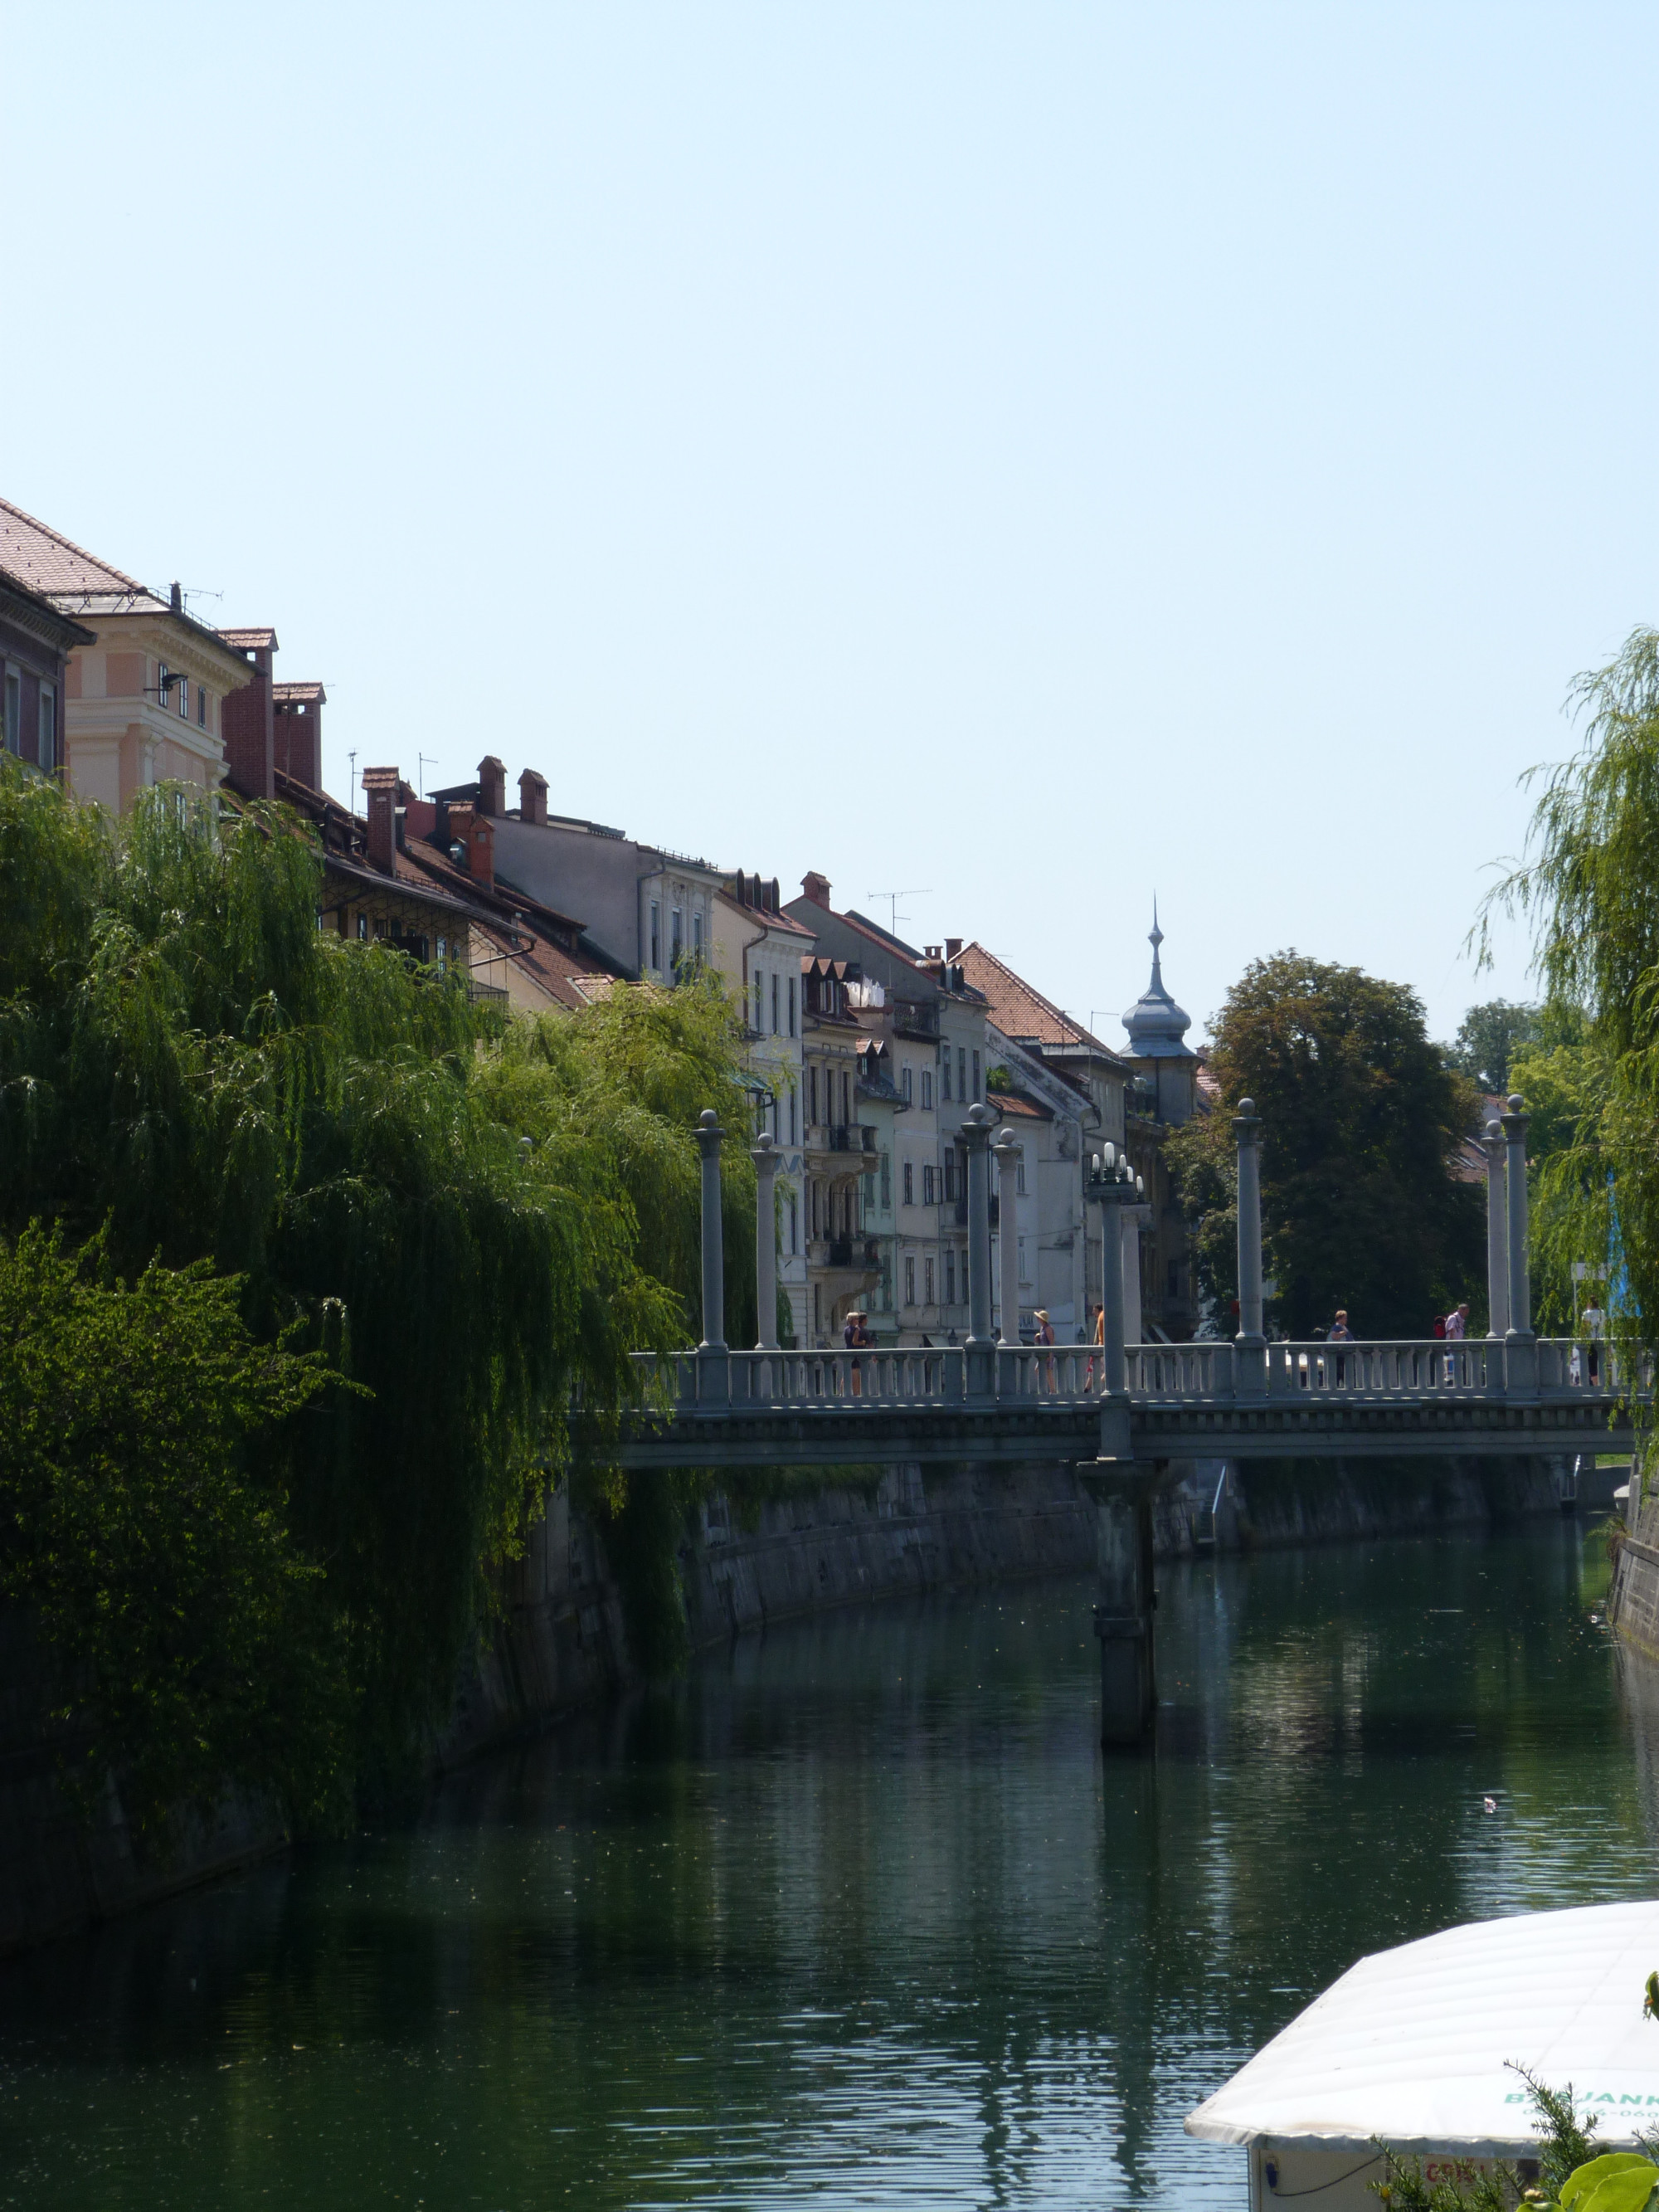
1186 1900 1659 2159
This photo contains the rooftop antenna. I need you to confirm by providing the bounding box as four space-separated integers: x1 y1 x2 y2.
868 889 932 937
348 749 358 811
418 753 436 800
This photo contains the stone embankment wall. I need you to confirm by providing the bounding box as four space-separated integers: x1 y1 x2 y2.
1 1450 1566 1954
437 1450 1565 1763
1610 1482 1659 1662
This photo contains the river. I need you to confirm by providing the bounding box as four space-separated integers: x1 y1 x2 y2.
2 1520 1652 2209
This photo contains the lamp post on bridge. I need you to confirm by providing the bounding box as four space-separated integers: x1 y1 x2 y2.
694 1108 728 1404
1481 1118 1510 1344
1233 1098 1266 1396
1502 1092 1535 1396
962 1103 999 1399
1084 1143 1141 1399
750 1130 780 1352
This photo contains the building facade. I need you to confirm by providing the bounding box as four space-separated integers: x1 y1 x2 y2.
0 565 92 778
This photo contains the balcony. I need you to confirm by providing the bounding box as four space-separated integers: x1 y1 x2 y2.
810 1237 881 1270
890 998 941 1040
820 1124 878 1153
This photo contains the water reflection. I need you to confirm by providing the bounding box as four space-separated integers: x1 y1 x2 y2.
0 1521 1650 2210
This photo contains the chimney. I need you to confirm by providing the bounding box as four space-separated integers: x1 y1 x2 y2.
945 937 962 961
518 767 547 827
221 634 275 801
448 801 495 894
362 767 400 875
800 870 832 907
478 755 506 816
273 684 325 791
169 581 182 614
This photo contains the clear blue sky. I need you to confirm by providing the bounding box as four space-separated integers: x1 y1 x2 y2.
8 4 1656 1048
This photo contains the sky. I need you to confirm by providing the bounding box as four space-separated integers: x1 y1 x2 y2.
6 3 1656 1049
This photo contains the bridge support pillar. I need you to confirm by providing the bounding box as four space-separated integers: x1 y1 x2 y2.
1079 1459 1158 1747
962 1104 999 1399
695 1108 729 1405
751 1130 780 1351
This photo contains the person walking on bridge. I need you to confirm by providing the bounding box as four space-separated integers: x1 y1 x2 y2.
1443 1300 1470 1386
1326 1308 1353 1388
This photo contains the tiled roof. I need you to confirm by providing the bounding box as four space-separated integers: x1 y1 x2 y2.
0 495 152 602
989 1089 1053 1120
0 563 97 646
956 943 1123 1062
221 626 279 651
274 681 326 704
718 885 817 938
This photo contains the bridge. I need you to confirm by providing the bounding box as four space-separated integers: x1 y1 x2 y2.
582 1097 1643 1745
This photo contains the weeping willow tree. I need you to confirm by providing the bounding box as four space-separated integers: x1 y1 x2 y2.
1478 627 1659 1402
0 762 759 1812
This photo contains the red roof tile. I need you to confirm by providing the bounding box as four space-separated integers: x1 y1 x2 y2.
221 626 279 651
955 943 1124 1063
0 495 150 602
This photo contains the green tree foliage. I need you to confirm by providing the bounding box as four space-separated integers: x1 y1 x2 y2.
1445 1000 1541 1096
0 1225 351 1832
1166 953 1485 1338
1478 627 1659 1360
0 763 759 1814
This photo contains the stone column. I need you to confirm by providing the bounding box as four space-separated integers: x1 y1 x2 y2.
1233 1098 1266 1395
992 1126 1021 1345
962 1103 997 1397
695 1108 728 1404
1482 1119 1509 1341
1502 1092 1535 1395
1122 1203 1146 1350
1080 1465 1158 1747
751 1130 780 1351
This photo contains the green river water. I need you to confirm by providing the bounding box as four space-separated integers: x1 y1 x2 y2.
2 1520 1652 2210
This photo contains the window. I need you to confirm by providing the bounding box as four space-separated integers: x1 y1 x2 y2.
1017 1153 1027 1196
814 1284 823 1338
946 1249 956 1304
841 1070 851 1124
788 1190 798 1255
197 684 207 728
1019 1235 1029 1282
921 1070 933 1111
2 666 17 754
437 937 448 969
922 1164 936 1206
788 976 796 1036
809 1065 819 1127
864 1171 875 1210
671 908 683 969
971 1050 981 1102
789 1092 797 1145
811 1181 820 1237
902 1161 914 1206
649 901 661 972
37 683 56 772
941 1053 951 1101
925 1257 935 1306
945 1152 958 1203
880 1152 891 1210
904 1256 917 1307
771 972 779 1035
178 677 188 719
958 1046 966 1099
357 914 368 940
156 663 171 710
692 912 703 962
752 975 763 1031
902 1065 913 1104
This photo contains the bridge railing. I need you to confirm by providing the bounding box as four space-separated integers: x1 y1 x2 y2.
1263 1338 1497 1397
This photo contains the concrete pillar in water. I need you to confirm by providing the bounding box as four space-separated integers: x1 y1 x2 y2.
992 1125 1022 1367
1502 1092 1535 1396
750 1130 780 1351
962 1103 997 1397
1080 1464 1158 1747
1482 1118 1510 1342
695 1108 728 1404
1233 1098 1266 1395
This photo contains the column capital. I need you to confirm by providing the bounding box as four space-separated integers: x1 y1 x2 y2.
695 1106 724 1157
1501 1092 1529 1143
750 1129 779 1167
990 1123 1019 1161
961 1102 998 1150
1232 1096 1262 1143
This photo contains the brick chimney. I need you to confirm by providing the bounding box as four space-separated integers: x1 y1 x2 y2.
800 870 832 907
362 767 400 875
273 683 325 791
478 755 506 816
518 767 547 827
221 633 275 800
945 937 962 960
448 801 495 893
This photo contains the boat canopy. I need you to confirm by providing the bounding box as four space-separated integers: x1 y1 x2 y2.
1186 1900 1659 2160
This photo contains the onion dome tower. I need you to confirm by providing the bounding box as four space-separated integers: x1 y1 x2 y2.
1121 901 1194 1061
